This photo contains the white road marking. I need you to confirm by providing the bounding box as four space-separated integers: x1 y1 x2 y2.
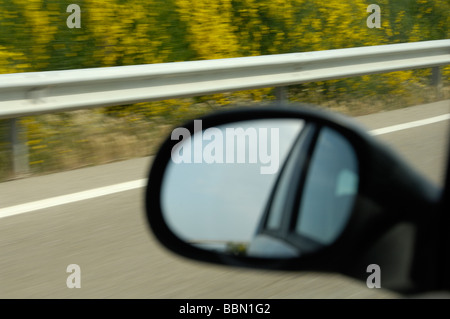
370 114 450 136
0 179 146 219
0 114 448 219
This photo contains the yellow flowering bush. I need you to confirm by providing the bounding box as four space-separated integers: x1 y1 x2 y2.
0 0 448 179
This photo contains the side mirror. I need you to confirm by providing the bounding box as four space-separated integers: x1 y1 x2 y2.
145 104 441 293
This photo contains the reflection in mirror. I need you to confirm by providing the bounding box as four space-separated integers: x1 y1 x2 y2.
248 126 359 257
295 127 359 245
161 119 303 256
161 120 359 259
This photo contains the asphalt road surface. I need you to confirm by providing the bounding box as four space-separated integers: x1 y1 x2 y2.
0 100 448 298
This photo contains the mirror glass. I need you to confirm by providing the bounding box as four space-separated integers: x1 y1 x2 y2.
160 119 359 258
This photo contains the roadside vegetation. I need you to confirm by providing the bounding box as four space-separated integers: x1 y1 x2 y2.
0 0 449 181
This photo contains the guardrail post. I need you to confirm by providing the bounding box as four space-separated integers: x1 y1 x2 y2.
275 86 288 103
8 118 29 177
431 66 442 99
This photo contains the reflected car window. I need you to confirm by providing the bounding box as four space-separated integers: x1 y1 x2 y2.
295 127 359 245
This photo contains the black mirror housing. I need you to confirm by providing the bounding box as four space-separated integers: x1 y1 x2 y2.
145 103 442 293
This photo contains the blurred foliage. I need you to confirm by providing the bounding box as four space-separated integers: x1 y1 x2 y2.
0 0 449 179
1 0 448 77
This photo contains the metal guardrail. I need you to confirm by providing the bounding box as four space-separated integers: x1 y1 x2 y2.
1 39 450 176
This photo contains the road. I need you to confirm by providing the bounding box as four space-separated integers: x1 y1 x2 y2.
0 100 448 298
